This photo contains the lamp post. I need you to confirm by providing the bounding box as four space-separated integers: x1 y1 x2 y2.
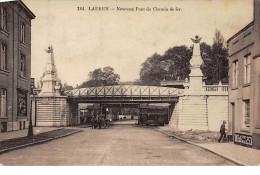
27 78 35 137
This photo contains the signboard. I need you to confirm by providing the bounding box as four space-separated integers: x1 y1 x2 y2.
234 133 253 147
17 92 27 116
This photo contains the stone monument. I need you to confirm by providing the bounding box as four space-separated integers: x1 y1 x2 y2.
35 46 78 127
38 46 60 97
188 35 204 94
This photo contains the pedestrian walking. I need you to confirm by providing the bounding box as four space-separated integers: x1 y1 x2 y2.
218 120 227 142
91 115 96 129
96 114 102 129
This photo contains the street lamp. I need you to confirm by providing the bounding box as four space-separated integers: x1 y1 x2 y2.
27 78 35 137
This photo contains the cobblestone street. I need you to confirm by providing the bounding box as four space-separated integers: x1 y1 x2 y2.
0 120 235 166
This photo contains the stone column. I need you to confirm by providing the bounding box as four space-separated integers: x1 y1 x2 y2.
188 35 204 94
39 46 60 97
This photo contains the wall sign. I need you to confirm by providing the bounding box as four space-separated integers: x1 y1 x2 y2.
17 92 27 116
234 133 253 147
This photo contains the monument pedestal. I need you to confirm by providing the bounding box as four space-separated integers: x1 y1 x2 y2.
169 94 208 131
36 96 78 127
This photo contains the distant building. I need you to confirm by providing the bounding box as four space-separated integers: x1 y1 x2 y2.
0 1 35 132
227 0 260 149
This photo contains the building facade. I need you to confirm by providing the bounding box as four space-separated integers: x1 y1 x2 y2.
227 0 260 149
0 1 35 132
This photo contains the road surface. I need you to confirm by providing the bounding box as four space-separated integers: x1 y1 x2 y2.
0 120 235 165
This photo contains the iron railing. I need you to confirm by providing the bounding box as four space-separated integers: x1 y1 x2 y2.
64 85 181 97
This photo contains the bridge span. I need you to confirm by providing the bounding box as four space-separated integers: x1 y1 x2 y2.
64 85 181 103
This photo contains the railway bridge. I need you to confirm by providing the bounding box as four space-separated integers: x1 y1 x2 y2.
65 85 181 104
35 85 182 126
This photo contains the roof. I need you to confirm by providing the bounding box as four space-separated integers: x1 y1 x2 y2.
18 0 36 19
148 103 170 107
160 80 185 86
227 21 254 43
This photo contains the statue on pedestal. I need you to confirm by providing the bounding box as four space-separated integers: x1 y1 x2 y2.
191 35 202 43
187 35 204 93
190 35 203 71
39 45 60 97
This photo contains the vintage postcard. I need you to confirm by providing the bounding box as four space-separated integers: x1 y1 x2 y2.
0 0 259 169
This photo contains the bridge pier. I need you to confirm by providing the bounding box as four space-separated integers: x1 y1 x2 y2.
36 96 78 127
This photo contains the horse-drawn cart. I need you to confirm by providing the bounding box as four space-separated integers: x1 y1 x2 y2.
91 116 111 129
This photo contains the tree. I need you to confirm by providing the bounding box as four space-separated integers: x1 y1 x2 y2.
139 46 192 85
140 53 166 86
201 29 228 83
162 46 192 80
140 30 228 85
200 42 214 81
213 29 224 45
79 66 120 87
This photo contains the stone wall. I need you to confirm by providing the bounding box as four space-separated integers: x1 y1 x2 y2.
169 94 228 132
207 96 228 131
35 96 77 127
169 95 208 131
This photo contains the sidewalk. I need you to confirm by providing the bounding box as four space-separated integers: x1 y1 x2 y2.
0 127 82 154
0 127 59 141
155 126 260 166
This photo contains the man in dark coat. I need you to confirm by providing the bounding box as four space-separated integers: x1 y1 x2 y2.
218 120 227 142
91 115 96 129
96 114 102 129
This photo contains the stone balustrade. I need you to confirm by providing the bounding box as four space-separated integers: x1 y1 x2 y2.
203 85 228 95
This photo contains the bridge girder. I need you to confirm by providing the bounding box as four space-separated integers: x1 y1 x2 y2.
65 85 181 104
67 96 178 104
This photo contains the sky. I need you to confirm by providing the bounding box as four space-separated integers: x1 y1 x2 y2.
22 0 253 87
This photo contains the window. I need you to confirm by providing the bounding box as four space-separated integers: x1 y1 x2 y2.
0 89 7 117
20 54 25 77
0 43 7 70
244 55 251 84
243 100 250 129
20 23 25 43
1 7 7 31
232 60 238 88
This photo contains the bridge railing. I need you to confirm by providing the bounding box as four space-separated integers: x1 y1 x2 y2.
64 85 182 98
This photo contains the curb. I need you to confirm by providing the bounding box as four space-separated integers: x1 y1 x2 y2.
0 129 82 155
154 128 248 166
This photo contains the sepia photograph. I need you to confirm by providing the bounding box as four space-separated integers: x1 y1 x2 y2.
0 0 260 168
